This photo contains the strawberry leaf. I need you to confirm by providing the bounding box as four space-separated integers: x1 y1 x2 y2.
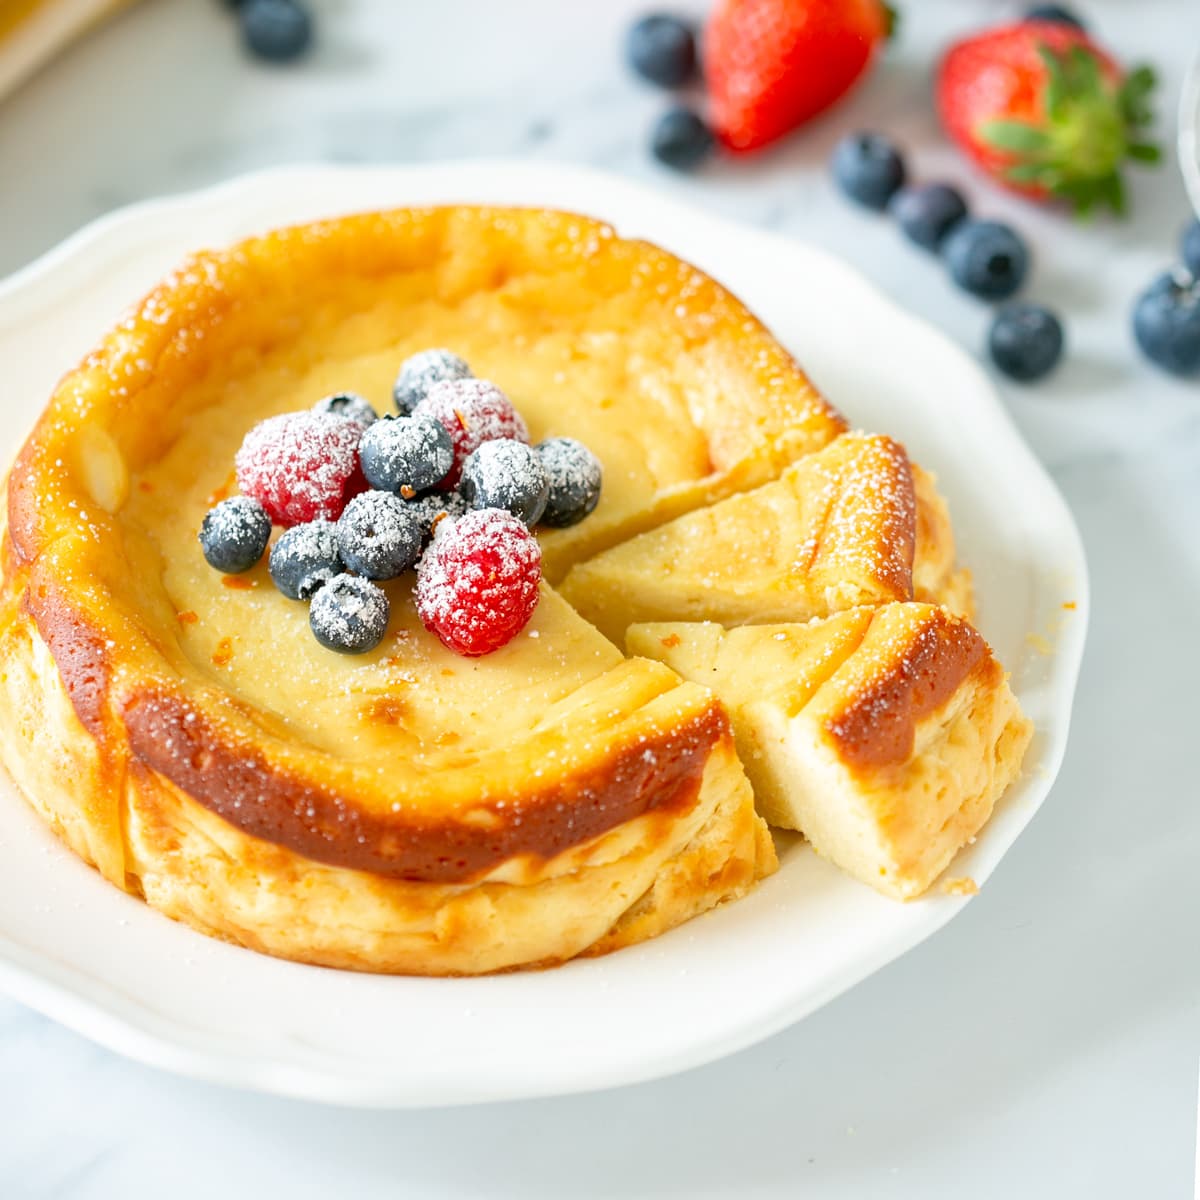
1128 141 1162 163
980 120 1054 153
1119 65 1158 126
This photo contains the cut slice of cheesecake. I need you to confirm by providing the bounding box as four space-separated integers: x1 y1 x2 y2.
627 604 1031 900
560 432 971 646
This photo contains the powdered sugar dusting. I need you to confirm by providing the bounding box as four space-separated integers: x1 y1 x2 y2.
415 379 530 489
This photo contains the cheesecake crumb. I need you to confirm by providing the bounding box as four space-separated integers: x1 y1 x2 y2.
941 876 978 896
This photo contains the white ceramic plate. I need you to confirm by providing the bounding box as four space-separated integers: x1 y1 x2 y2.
0 163 1088 1108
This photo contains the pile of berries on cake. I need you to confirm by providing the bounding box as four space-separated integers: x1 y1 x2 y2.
198 350 602 657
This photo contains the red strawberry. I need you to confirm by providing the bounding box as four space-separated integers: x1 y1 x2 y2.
704 0 893 153
937 22 1160 215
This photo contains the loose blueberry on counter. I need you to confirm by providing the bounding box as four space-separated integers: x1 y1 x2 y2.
269 520 342 600
199 496 272 574
241 0 312 62
626 14 697 88
359 415 454 494
1024 4 1085 29
310 574 390 655
313 392 377 427
651 108 715 171
460 440 550 526
942 220 1029 300
988 304 1065 382
831 133 907 210
1182 220 1200 278
536 438 603 528
889 183 968 251
336 490 424 580
1132 272 1200 376
393 350 472 416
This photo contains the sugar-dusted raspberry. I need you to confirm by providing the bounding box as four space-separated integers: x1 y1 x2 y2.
413 379 529 491
415 509 541 656
235 411 365 527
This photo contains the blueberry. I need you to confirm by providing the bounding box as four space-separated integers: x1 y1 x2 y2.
536 438 603 528
651 108 715 171
626 14 697 88
942 220 1029 300
889 183 968 251
309 574 390 655
359 415 454 494
1132 272 1200 376
313 392 377 427
393 350 472 416
199 496 271 574
831 133 907 211
1024 5 1086 29
269 520 341 600
988 304 1065 382
1181 220 1200 278
336 490 424 580
460 440 550 526
402 490 468 540
240 0 312 62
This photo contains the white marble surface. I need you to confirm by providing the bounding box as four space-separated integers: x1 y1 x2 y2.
0 1 1197 1196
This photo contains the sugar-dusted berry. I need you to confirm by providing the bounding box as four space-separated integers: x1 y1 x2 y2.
269 520 342 600
415 509 541 656
310 574 390 655
313 392 377 427
460 439 549 526
199 495 272 574
359 415 454 494
235 410 365 526
393 349 472 416
536 437 603 527
336 490 424 580
414 379 529 490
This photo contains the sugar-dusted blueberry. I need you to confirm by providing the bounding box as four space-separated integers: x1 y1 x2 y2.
1182 219 1200 278
402 489 469 540
336 490 424 580
651 108 715 171
536 438 603 528
241 0 312 63
393 349 472 416
988 303 1065 382
1132 272 1200 376
832 133 907 210
309 574 390 655
359 415 454 494
1024 4 1085 29
942 219 1029 300
269 520 341 600
626 15 697 89
889 183 968 251
460 439 550 526
313 392 377 427
199 495 272 574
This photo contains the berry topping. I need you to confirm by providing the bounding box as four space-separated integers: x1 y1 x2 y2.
831 133 907 210
626 14 698 89
235 410 365 526
313 392 377 426
199 496 272 575
241 0 312 63
393 349 472 416
988 303 1065 382
414 378 530 490
460 439 550 526
1182 219 1200 278
889 183 969 251
336 490 423 580
269 520 342 601
1132 272 1200 377
1024 5 1086 30
651 108 716 171
416 509 542 657
536 437 603 528
402 489 469 539
309 574 390 655
942 220 1029 300
359 415 454 494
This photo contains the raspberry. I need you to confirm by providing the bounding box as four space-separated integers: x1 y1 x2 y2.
415 509 541 656
413 379 529 491
235 411 365 527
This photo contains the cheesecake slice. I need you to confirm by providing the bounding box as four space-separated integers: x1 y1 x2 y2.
628 605 1031 900
561 432 972 646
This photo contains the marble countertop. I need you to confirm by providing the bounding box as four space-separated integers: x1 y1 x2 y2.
0 1 1197 1196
